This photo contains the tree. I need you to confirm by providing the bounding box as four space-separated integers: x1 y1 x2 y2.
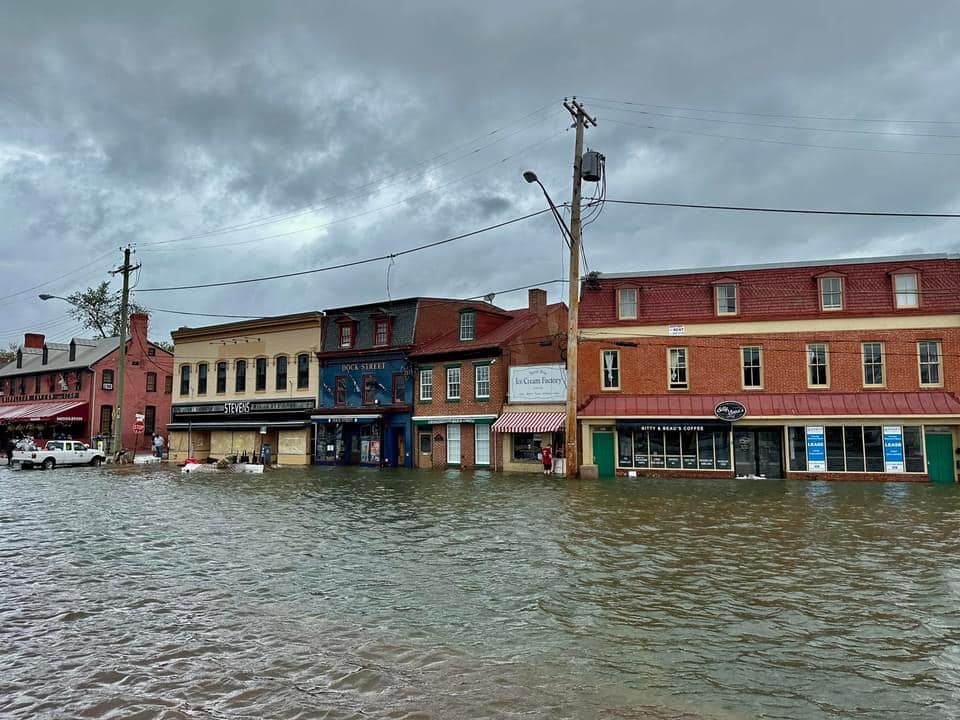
153 339 174 353
0 342 17 365
65 282 147 338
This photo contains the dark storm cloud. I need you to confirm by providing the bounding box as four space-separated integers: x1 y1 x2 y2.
2 0 960 342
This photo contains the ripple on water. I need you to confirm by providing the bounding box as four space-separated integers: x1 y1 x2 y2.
3 466 960 719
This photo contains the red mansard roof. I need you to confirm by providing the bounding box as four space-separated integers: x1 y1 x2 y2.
579 392 960 418
579 255 960 327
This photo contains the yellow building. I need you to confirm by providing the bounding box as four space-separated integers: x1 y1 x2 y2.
167 312 323 466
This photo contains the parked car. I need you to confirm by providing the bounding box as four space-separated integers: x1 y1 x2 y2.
11 440 107 470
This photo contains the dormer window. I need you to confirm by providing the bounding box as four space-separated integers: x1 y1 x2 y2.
618 288 638 320
819 276 843 311
69 340 76 362
16 349 22 369
374 319 389 347
894 272 919 308
714 283 738 316
338 323 354 349
42 345 49 365
460 310 476 341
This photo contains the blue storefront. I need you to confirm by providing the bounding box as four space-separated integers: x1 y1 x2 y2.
312 351 414 468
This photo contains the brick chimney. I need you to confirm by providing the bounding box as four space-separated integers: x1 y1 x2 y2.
129 313 148 343
24 333 45 349
528 288 547 315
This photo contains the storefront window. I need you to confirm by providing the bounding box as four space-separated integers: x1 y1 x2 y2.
787 424 922 473
513 433 541 462
903 427 924 473
618 424 731 471
844 426 865 472
864 426 884 472
788 427 807 471
664 431 681 468
825 426 844 471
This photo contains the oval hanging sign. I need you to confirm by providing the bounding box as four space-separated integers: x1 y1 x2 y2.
714 400 747 422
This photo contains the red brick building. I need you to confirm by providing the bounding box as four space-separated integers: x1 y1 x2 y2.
0 313 173 453
411 289 567 472
577 254 960 482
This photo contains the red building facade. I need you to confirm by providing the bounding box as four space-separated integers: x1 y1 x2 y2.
411 289 568 472
577 254 960 482
0 313 173 452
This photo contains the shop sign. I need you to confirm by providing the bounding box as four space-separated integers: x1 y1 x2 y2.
617 420 730 433
341 361 386 372
805 426 826 471
714 401 747 422
174 398 316 416
509 364 566 403
883 425 904 473
1 391 81 404
668 325 685 336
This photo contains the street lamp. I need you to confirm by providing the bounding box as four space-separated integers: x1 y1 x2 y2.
524 169 581 479
38 294 64 302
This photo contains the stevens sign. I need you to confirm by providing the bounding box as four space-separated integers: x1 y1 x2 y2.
509 364 567 403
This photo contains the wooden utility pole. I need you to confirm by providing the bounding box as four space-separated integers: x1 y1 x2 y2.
111 246 140 456
562 97 596 478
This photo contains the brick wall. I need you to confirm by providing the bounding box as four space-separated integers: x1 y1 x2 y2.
579 327 960 399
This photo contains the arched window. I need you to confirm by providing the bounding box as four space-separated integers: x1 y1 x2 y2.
275 356 288 390
179 365 190 395
235 359 247 393
216 361 227 393
297 353 310 389
197 363 208 395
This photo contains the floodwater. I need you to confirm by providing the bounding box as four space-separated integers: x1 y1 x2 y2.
2 466 960 720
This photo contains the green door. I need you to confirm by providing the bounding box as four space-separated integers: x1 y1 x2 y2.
592 432 615 478
925 433 955 483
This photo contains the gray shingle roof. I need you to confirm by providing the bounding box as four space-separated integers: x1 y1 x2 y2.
0 337 119 378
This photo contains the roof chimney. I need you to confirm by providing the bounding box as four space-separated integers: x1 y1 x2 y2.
24 333 45 349
129 313 148 343
528 288 547 315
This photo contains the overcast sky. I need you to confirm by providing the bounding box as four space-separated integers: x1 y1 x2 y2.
3 1 960 344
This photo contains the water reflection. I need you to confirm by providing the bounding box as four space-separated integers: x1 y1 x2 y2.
2 466 960 719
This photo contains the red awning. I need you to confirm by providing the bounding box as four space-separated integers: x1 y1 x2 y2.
492 412 565 433
0 401 89 424
579 392 960 418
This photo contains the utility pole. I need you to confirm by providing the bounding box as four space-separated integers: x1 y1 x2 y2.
562 97 596 479
110 246 140 457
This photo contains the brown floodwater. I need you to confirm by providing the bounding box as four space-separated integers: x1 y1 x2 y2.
1 465 959 719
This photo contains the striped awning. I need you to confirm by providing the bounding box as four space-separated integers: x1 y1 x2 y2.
0 400 88 423
492 412 565 433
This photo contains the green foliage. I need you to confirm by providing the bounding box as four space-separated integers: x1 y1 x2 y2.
65 282 147 338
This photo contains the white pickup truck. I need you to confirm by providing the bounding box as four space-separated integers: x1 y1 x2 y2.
11 440 107 470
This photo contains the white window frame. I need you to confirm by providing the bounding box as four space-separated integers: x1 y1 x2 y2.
806 343 829 388
474 423 490 466
446 366 461 400
338 324 353 348
668 347 688 390
894 273 919 308
819 277 843 311
741 346 763 389
373 319 389 346
475 364 490 399
446 424 461 465
918 340 943 387
618 288 638 320
419 368 433 401
862 342 886 387
715 283 738 316
460 311 476 341
601 350 620 390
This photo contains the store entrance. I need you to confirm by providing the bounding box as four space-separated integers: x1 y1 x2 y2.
734 427 784 479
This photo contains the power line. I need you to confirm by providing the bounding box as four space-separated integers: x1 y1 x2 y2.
0 250 115 306
590 102 960 139
143 307 263 320
601 198 960 217
604 117 960 157
137 208 553 292
579 95 960 125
